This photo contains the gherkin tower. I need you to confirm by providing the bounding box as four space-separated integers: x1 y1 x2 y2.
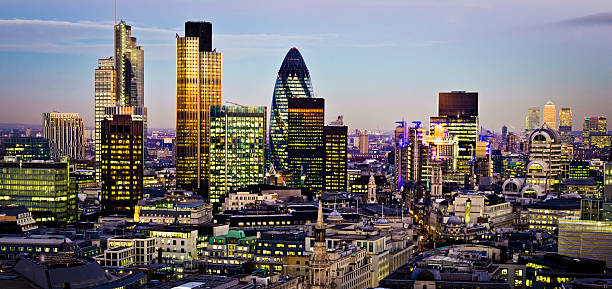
269 47 314 174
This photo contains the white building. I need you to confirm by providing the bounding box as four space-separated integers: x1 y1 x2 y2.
149 227 198 262
221 191 278 211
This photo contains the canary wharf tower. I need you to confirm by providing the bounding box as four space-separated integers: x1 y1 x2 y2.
269 48 314 174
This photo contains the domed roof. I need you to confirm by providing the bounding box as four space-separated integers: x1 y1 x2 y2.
530 125 560 144
328 210 343 221
278 47 310 78
375 218 390 225
446 215 462 225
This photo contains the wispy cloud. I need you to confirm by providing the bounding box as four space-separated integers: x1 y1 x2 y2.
558 12 612 26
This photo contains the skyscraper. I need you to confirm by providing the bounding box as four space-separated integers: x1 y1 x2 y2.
42 112 84 160
269 48 314 176
358 130 369 154
114 21 144 108
208 105 266 205
96 21 146 183
324 122 348 192
559 107 573 144
526 107 541 131
95 57 116 179
583 116 609 149
287 97 324 191
176 21 222 195
543 100 556 129
430 91 478 187
100 114 143 216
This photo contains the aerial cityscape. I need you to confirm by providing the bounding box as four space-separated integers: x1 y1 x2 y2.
1 1 612 289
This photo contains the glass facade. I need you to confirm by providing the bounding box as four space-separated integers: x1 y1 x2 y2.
114 21 144 108
100 115 143 216
3 137 50 161
269 48 314 176
209 105 266 205
95 57 116 181
324 125 347 192
176 21 222 195
0 160 76 224
526 107 540 131
287 98 324 191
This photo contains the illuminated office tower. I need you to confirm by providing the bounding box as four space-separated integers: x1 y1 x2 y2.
95 57 116 180
114 21 144 107
583 116 609 149
42 112 84 160
359 130 369 154
501 125 507 144
421 124 458 183
208 105 266 204
543 100 556 129
324 122 348 192
430 91 478 188
526 107 540 131
558 107 573 144
176 21 222 195
269 48 314 176
100 114 143 216
0 159 76 224
393 121 411 191
287 98 325 191
2 137 50 161
525 126 562 198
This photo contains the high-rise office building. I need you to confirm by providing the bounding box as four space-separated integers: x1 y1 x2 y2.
96 21 146 182
114 21 144 107
583 116 609 149
430 91 478 188
526 107 541 131
0 159 76 224
287 97 324 191
324 123 348 192
208 105 266 205
95 57 116 179
501 125 507 144
393 121 411 191
176 21 222 195
559 107 573 144
100 114 143 216
543 100 556 129
2 137 50 161
358 130 369 154
269 48 314 176
42 112 84 160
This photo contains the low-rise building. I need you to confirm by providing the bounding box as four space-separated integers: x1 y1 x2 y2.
149 226 198 262
200 230 257 275
255 230 306 274
134 196 212 225
222 191 278 211
525 198 580 232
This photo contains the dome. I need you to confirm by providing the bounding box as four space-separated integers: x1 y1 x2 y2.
530 126 560 144
502 178 525 193
446 215 462 225
375 218 390 225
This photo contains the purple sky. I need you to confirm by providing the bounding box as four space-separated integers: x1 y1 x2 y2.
1 0 612 133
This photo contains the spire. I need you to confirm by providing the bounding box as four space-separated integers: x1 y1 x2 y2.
316 199 324 230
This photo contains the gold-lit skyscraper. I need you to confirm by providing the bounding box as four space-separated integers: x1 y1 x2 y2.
176 21 222 195
559 107 572 144
95 57 116 179
543 100 556 129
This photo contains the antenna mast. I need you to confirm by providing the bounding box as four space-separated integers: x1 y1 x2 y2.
114 0 117 24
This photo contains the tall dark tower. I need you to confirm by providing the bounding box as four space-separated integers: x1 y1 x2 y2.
430 91 479 188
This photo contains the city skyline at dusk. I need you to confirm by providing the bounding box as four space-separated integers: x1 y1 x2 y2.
1 0 612 132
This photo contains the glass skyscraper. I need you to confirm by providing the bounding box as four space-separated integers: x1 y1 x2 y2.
176 21 222 195
526 107 541 131
287 97 324 191
269 48 314 176
209 105 266 205
559 107 573 144
324 124 348 192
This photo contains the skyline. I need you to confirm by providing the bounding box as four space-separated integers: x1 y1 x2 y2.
1 0 612 132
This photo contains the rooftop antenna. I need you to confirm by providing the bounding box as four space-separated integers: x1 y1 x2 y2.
114 0 117 24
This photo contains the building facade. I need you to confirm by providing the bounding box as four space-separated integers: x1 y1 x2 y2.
209 105 266 204
2 137 50 161
543 100 556 129
558 107 572 144
526 107 541 131
323 124 348 192
0 160 76 224
42 112 84 160
100 114 143 216
287 97 325 191
176 21 222 196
